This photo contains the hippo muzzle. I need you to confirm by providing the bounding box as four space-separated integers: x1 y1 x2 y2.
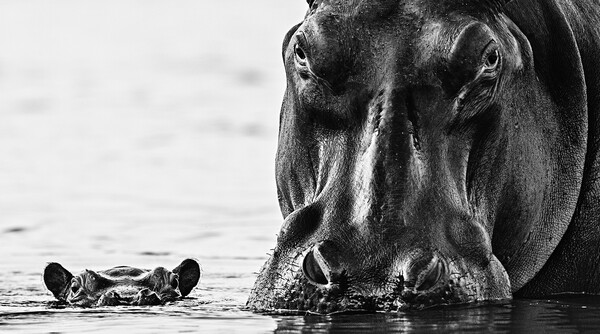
44 259 201 307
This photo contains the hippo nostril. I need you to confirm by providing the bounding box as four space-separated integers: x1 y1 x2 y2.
403 253 447 291
302 241 345 287
416 257 446 291
302 249 329 285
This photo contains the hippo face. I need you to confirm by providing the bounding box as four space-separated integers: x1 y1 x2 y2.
44 259 200 307
248 0 592 313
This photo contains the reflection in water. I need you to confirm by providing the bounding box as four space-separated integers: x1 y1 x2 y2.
4 297 600 333
271 299 600 333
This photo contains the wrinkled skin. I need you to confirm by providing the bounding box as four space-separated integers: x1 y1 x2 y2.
248 0 600 313
44 259 200 307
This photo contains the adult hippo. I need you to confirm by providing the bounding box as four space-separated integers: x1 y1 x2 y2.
44 259 200 307
247 0 600 313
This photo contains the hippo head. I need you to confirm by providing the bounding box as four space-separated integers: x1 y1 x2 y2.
248 0 588 313
44 259 201 307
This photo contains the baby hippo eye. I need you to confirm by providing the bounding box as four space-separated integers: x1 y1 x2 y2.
71 279 81 293
170 274 179 289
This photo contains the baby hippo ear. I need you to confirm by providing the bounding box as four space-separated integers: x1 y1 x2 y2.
43 263 74 301
173 258 201 297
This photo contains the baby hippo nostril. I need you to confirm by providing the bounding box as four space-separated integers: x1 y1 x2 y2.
302 249 329 285
136 288 162 306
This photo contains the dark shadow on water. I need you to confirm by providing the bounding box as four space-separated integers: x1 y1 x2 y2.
3 227 28 234
138 251 172 257
269 297 600 333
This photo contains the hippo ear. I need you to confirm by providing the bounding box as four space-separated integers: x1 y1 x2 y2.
43 263 73 301
173 259 201 297
504 0 586 110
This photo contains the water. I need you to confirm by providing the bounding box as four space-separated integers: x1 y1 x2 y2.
1 1 600 333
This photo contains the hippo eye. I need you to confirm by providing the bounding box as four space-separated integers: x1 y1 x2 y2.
295 43 307 64
482 43 500 71
71 281 80 294
293 31 309 67
485 50 499 68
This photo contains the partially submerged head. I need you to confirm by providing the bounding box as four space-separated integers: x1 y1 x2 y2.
44 259 201 307
248 0 587 313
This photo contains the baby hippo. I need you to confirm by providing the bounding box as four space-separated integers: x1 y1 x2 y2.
43 258 200 307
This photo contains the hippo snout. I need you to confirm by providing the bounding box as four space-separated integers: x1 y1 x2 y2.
301 243 448 294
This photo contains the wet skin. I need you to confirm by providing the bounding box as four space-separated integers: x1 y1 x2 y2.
44 258 200 307
247 0 600 313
